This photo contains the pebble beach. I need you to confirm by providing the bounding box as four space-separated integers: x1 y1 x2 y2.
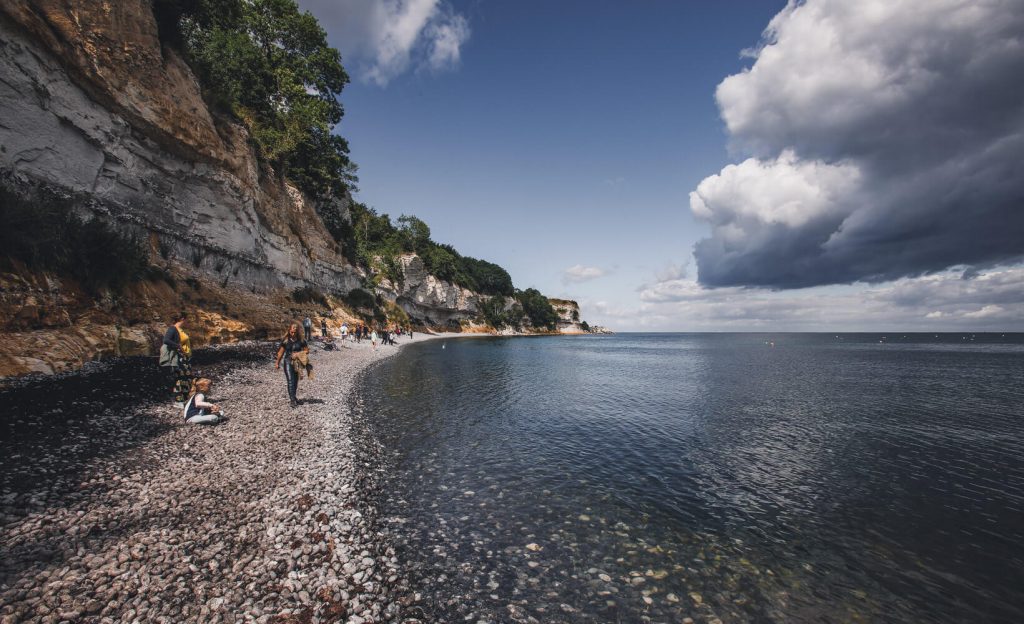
0 335 446 624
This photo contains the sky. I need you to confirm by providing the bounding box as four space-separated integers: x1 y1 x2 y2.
297 0 1024 331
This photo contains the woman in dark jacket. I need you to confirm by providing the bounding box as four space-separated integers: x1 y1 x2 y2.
159 311 192 406
275 322 309 408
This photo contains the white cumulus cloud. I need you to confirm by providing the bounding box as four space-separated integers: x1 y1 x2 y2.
563 264 607 284
627 266 1024 332
298 0 471 86
690 0 1024 288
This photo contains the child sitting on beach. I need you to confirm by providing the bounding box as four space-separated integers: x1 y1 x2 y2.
183 378 225 425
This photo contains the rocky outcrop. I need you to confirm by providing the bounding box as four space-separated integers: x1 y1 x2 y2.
0 2 362 296
550 298 589 334
0 1 603 377
0 0 375 375
378 254 483 327
0 262 361 376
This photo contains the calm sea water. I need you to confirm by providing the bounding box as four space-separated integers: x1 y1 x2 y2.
353 333 1024 623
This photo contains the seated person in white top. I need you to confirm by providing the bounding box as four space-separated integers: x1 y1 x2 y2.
183 378 225 425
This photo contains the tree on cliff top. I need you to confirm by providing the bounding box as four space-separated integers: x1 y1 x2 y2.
516 288 559 331
154 0 356 199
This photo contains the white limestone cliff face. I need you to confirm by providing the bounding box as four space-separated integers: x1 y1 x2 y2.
0 2 362 296
378 254 483 327
550 298 588 334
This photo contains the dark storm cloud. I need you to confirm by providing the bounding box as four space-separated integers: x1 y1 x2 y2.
690 0 1024 289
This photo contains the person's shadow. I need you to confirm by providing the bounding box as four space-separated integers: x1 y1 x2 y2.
300 398 325 405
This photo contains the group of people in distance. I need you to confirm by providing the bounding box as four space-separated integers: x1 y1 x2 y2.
303 315 412 350
159 312 416 424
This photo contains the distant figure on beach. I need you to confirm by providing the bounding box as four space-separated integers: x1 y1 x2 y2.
276 322 309 408
302 316 312 341
321 317 328 338
159 311 192 407
183 378 225 425
340 323 348 341
370 328 379 350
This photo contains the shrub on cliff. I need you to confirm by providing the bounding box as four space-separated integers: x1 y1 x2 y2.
0 188 148 293
155 0 355 199
480 296 525 330
343 288 376 311
291 286 327 307
345 203 514 297
516 288 559 331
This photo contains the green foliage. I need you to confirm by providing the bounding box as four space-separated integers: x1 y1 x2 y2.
343 203 514 297
580 321 591 332
480 296 508 328
460 256 514 297
572 309 580 322
0 188 148 293
480 296 525 330
380 255 404 289
396 215 431 253
155 0 355 199
343 288 376 310
291 285 327 307
421 244 460 282
516 288 559 331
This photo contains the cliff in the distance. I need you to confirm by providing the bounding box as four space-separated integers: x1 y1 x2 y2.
549 299 588 334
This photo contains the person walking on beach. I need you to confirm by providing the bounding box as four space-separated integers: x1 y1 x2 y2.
183 378 225 425
320 317 328 338
370 327 379 350
302 316 313 341
340 323 348 341
159 311 192 407
276 322 309 407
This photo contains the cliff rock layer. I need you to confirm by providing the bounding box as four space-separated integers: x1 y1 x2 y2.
549 298 589 334
0 0 361 294
0 1 512 376
378 254 482 327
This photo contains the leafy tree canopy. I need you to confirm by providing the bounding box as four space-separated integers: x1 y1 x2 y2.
344 203 514 297
154 0 355 199
516 288 559 331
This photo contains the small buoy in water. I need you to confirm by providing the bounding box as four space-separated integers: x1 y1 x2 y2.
442 343 446 349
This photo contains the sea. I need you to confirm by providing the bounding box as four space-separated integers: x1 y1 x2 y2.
352 333 1024 623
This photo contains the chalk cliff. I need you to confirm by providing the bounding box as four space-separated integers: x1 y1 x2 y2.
376 254 481 327
549 299 590 334
0 1 602 377
0 1 360 294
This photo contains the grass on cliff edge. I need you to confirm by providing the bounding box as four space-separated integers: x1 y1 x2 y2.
0 188 149 293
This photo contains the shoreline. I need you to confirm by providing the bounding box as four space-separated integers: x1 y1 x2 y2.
0 332 460 623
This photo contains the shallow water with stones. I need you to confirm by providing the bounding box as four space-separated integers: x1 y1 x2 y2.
353 333 1024 623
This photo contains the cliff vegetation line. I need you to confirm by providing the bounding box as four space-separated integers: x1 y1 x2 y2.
152 0 563 327
153 0 357 203
153 0 582 334
0 0 601 376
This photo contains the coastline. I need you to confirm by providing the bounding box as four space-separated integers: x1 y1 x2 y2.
0 332 462 623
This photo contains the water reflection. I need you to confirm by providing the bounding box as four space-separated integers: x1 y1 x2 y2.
355 334 1024 623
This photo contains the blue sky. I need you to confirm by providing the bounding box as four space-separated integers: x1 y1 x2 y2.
299 0 1024 331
